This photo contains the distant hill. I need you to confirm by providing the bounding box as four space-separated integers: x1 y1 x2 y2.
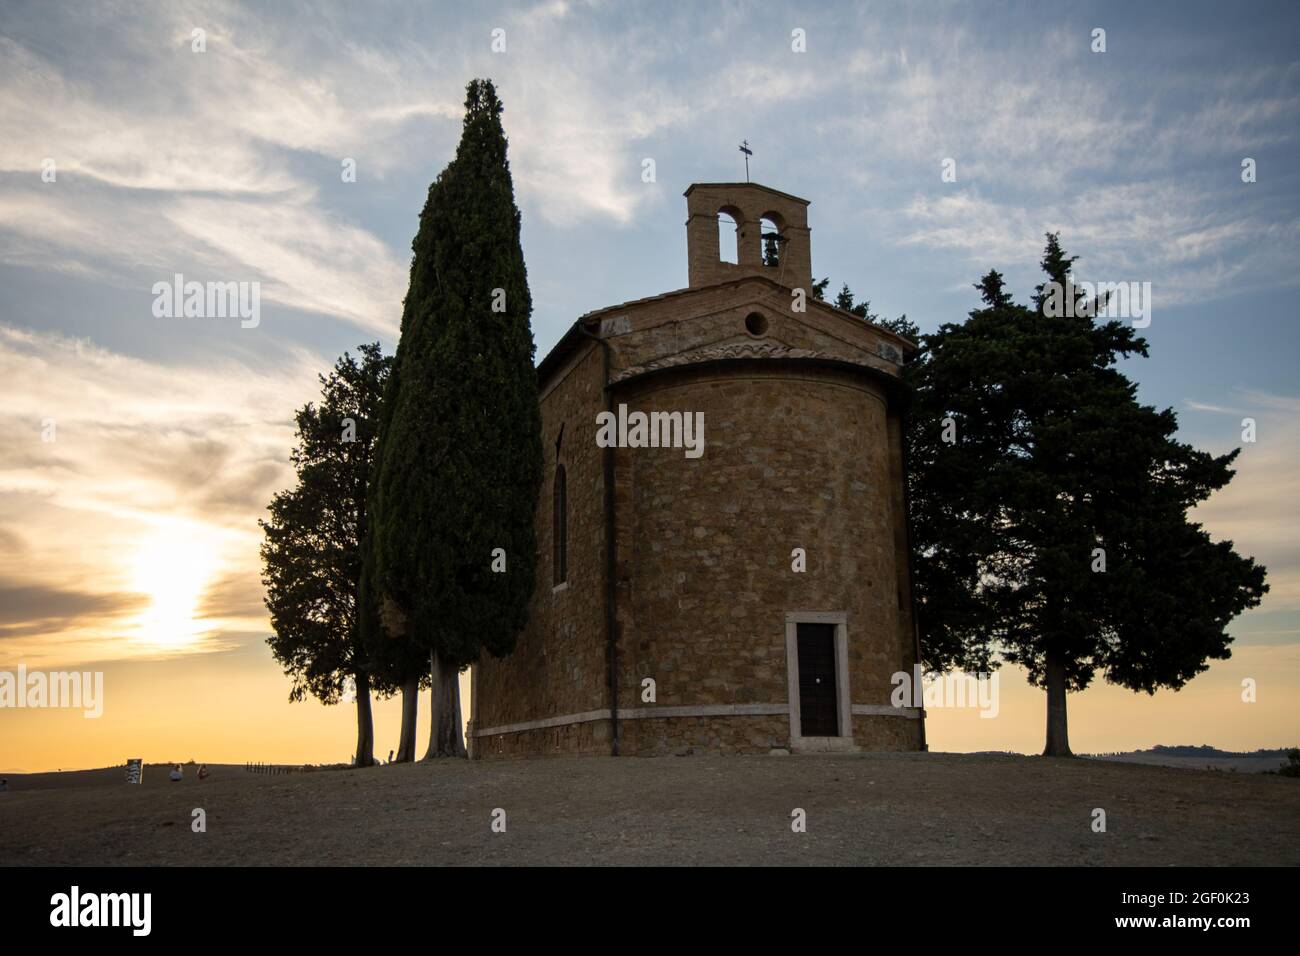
1089 744 1294 759
1086 745 1296 774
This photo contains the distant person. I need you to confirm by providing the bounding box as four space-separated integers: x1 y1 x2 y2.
0 778 7 792
197 764 209 780
387 749 394 764
168 764 183 782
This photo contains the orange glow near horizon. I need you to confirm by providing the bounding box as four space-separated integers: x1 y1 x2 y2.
2 640 1297 774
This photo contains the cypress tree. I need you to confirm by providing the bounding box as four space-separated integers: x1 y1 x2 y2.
361 78 543 759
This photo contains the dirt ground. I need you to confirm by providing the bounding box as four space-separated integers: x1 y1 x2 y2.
2 752 1297 866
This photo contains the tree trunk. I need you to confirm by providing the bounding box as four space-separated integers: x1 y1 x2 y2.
354 671 375 767
425 650 467 759
1043 650 1074 757
394 674 419 762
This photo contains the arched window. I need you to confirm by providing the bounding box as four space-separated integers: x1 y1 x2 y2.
553 464 567 585
717 209 740 264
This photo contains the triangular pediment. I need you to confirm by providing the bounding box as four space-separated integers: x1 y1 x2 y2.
588 278 906 384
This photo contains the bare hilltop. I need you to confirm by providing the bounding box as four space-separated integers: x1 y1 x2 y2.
2 753 1297 866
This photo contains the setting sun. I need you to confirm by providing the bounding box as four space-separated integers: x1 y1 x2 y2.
129 530 217 648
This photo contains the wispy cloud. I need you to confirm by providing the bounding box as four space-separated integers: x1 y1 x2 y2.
897 183 1300 307
0 325 325 666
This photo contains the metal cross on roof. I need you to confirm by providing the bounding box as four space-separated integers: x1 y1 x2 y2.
738 140 752 182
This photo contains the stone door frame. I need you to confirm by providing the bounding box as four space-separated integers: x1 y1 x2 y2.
784 610 855 752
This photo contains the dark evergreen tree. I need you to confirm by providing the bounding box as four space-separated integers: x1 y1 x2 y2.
260 343 393 768
905 235 1267 755
817 279 919 339
834 282 858 314
361 78 543 759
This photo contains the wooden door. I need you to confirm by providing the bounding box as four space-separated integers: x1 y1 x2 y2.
797 623 838 736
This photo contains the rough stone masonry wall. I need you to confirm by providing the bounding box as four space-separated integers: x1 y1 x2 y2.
612 362 922 755
476 715 611 759
472 342 612 757
852 714 922 751
619 715 791 757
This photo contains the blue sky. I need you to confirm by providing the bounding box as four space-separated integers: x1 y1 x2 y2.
1 0 1297 766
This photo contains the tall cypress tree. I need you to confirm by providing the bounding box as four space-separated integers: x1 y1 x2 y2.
361 79 543 759
907 235 1268 756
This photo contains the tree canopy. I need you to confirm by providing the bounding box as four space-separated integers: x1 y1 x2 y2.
260 343 392 764
904 235 1268 754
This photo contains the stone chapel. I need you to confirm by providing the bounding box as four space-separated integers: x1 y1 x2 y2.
470 182 925 757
